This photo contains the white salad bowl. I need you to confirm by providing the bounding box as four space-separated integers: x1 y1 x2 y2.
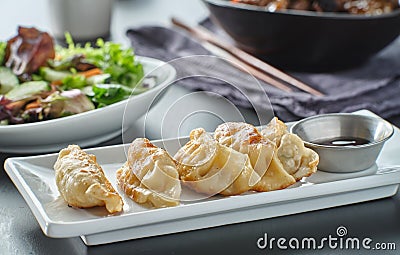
0 56 176 153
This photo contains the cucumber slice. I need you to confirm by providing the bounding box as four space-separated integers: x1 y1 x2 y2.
40 67 71 82
86 73 111 85
81 86 94 96
6 81 50 101
0 67 19 94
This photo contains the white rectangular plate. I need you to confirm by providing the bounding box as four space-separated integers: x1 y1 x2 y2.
4 110 400 246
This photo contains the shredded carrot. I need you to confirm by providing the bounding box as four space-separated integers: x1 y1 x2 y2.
25 100 41 110
54 54 63 61
6 100 26 110
51 80 63 86
78 68 102 78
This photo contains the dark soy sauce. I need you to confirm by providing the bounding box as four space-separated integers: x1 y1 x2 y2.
312 137 371 146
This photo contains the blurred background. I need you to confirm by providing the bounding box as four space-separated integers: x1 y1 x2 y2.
1 1 400 255
0 0 208 45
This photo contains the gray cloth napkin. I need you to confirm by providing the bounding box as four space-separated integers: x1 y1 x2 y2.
126 19 400 121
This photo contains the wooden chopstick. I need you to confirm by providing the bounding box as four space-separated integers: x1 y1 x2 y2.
171 17 324 96
226 55 293 93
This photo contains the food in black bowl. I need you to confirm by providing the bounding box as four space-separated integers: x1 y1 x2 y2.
203 0 400 71
231 0 399 15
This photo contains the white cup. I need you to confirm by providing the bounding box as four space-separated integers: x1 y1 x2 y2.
48 0 114 41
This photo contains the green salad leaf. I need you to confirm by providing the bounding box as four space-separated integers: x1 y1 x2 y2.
0 41 6 65
43 89 95 118
0 30 147 125
91 84 132 107
56 33 144 88
61 75 86 89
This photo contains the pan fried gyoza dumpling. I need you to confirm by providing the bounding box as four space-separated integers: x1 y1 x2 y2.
214 122 275 175
261 118 319 180
214 122 296 192
174 128 257 196
253 153 297 191
277 133 319 181
261 117 288 147
54 145 123 214
116 138 181 208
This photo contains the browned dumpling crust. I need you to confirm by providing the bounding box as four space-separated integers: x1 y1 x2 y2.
214 122 296 192
175 128 257 196
251 153 298 192
54 145 123 214
261 117 288 147
117 138 181 208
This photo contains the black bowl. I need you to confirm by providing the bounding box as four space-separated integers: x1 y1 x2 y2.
203 0 400 72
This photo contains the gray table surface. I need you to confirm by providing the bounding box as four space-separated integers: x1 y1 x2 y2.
1 0 400 254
